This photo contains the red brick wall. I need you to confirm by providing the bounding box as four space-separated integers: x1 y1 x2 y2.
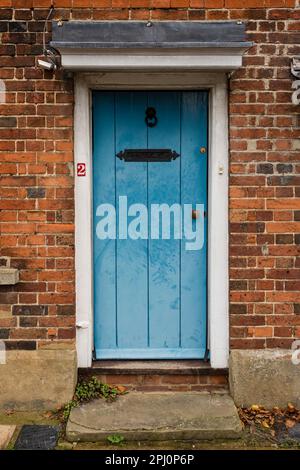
0 0 299 354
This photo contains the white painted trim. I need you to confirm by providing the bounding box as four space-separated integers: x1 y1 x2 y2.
61 48 246 71
74 77 93 367
74 71 229 369
208 79 229 369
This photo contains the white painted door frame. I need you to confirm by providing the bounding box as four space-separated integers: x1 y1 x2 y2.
74 71 229 369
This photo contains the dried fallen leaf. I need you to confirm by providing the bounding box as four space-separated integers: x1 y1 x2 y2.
272 407 282 416
257 412 269 418
238 403 300 434
251 404 260 411
287 403 295 413
116 385 126 393
285 419 296 429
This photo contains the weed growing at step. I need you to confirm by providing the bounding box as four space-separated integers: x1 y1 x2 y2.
60 377 124 422
107 434 125 445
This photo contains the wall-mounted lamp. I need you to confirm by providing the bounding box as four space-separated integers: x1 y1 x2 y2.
37 5 59 72
38 48 58 71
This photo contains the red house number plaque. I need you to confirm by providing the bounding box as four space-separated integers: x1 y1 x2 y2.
77 163 86 176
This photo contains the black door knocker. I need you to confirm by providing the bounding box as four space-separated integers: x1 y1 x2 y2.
145 107 158 128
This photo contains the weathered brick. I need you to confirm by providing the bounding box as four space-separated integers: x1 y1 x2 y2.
277 163 293 174
5 340 36 350
9 21 27 32
26 187 46 199
14 9 32 20
294 211 300 221
0 9 13 19
12 305 48 316
0 328 9 339
257 163 274 174
294 304 300 314
57 305 75 316
0 117 17 128
19 317 38 327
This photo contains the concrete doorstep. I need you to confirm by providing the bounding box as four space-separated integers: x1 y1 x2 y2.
66 392 243 442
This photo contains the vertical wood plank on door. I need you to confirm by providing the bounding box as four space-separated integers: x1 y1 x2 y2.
181 91 208 352
93 92 117 351
148 91 181 349
115 92 148 349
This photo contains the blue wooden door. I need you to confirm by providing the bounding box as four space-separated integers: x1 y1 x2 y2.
93 91 208 359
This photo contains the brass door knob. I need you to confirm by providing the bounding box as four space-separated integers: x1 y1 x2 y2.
192 210 199 219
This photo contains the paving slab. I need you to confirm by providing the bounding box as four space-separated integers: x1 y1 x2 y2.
0 425 16 449
66 392 243 442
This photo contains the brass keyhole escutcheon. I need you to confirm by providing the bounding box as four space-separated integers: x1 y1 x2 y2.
192 210 199 220
145 107 158 128
200 147 206 154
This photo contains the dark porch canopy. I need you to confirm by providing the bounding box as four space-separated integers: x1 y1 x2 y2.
51 21 252 71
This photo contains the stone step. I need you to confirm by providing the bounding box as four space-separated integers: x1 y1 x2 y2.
79 361 228 392
90 360 221 374
66 391 242 442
